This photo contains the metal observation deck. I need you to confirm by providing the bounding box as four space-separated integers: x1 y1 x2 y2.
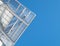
0 0 36 46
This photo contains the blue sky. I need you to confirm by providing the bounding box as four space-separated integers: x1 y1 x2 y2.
15 0 60 46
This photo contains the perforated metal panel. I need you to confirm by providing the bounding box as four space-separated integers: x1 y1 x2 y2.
0 0 36 46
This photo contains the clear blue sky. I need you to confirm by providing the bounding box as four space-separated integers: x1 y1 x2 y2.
15 0 60 46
